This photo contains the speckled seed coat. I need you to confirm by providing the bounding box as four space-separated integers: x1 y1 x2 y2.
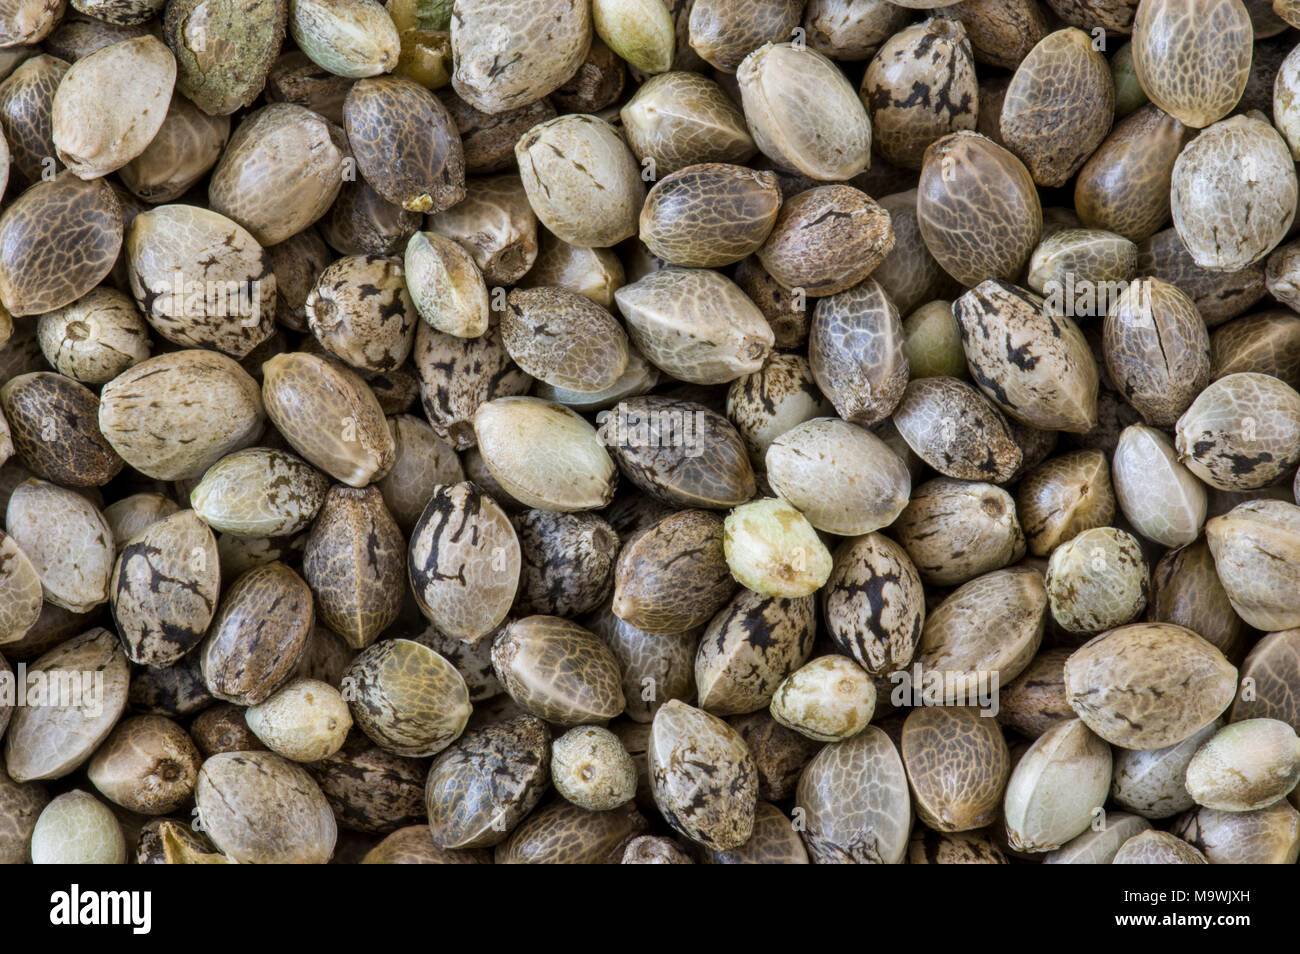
0 754 48 863
596 615 697 722
302 486 404 650
916 567 1047 700
261 352 396 487
1102 276 1211 421
514 510 619 618
612 508 735 633
166 0 287 115
427 174 539 285
614 267 774 385
190 447 329 538
110 509 219 668
1063 622 1238 750
808 278 909 427
36 287 152 385
495 800 648 864
0 173 123 317
1174 801 1300 864
1074 104 1194 243
638 164 782 268
1170 113 1298 270
200 562 314 707
0 55 71 186
50 35 176 178
1110 722 1218 819
3 629 129 783
1211 309 1300 388
119 91 229 204
0 530 42 646
491 616 625 725
726 353 829 465
377 415 465 533
821 532 925 676
306 255 418 373
502 286 629 393
892 376 1023 482
695 589 816 716
1137 227 1266 328
408 481 520 642
795 726 912 864
1016 450 1115 556
908 828 1008 864
98 349 264 482
954 280 1098 433
126 204 277 359
768 654 876 742
86 714 201 815
405 230 490 338
619 72 756 177
756 186 895 297
341 638 471 757
1113 829 1208 864
305 736 423 833
345 76 465 214
5 479 114 614
1045 527 1149 634
902 706 1009 832
862 18 978 170
1184 719 1300 811
1231 629 1300 729
688 0 802 71
1175 372 1300 491
916 131 1042 288
1205 500 1300 630
891 478 1025 585
995 647 1075 740
425 715 551 848
648 700 758 850
605 395 754 509
999 28 1114 187
551 724 637 810
207 103 342 246
515 114 644 248
196 751 336 864
415 624 502 703
1131 0 1252 128
0 372 123 487
451 0 592 114
414 323 532 450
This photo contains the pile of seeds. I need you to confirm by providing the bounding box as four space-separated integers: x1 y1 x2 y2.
2 0 1300 866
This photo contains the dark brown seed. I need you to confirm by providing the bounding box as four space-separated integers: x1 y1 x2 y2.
309 733 428 833
302 486 405 650
345 75 465 214
200 562 314 706
611 509 735 634
424 715 551 849
604 395 755 509
0 372 122 487
0 174 122 317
